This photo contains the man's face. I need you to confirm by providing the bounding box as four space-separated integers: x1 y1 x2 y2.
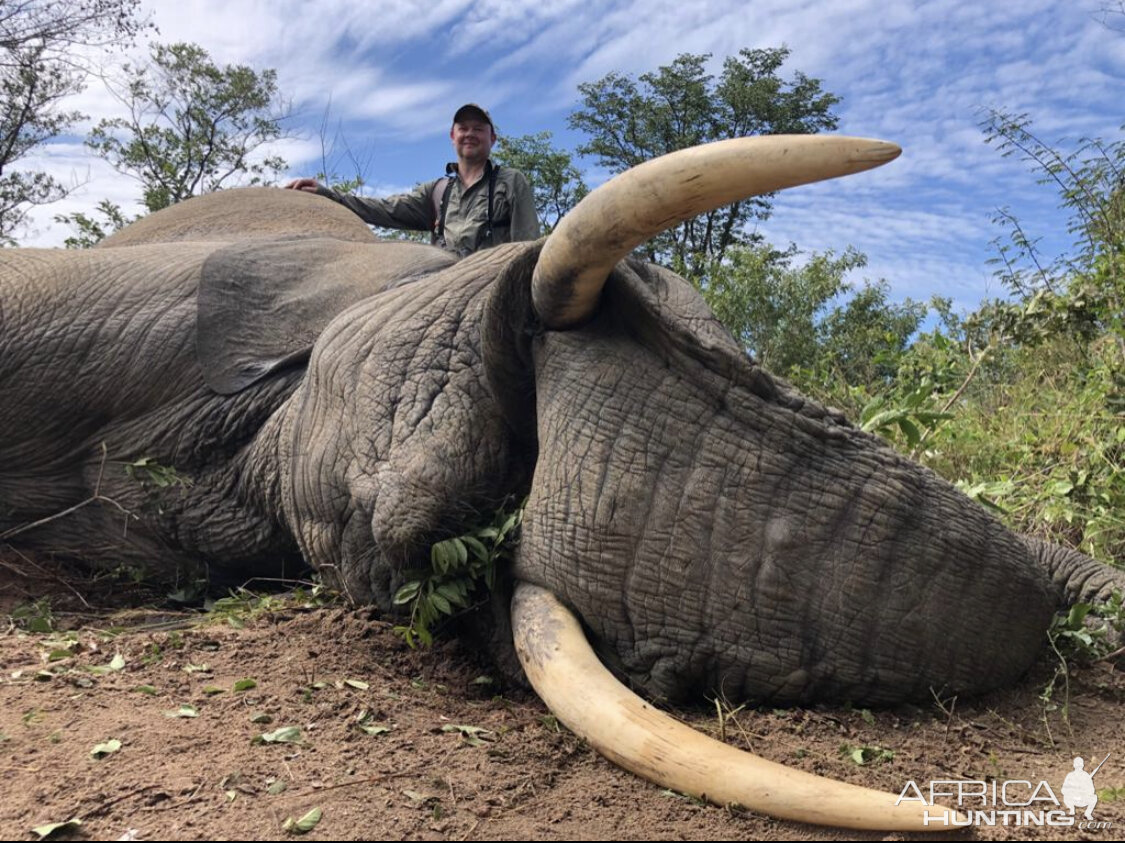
451 118 496 164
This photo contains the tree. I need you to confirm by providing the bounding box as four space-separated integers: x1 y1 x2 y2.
308 97 375 196
1098 1 1125 30
493 131 587 233
0 0 147 243
817 279 928 387
701 243 925 387
569 48 840 280
53 197 132 247
981 108 1125 358
87 42 289 213
0 52 79 242
0 0 143 53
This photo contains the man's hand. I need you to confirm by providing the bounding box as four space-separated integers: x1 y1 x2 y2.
284 178 321 192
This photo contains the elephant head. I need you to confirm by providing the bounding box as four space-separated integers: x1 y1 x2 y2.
2 136 1120 831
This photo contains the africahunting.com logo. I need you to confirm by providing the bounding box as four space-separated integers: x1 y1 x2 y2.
896 753 1113 829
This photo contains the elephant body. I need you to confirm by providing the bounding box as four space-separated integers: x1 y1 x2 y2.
1 174 1119 717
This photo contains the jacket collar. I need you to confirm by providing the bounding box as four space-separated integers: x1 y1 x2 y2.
445 159 495 183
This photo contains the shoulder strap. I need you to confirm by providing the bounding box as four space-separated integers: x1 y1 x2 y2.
484 163 499 247
432 176 456 245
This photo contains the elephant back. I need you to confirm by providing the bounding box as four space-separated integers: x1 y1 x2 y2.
98 187 377 248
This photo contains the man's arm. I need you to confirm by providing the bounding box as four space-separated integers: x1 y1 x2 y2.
508 171 541 241
284 178 434 232
316 182 435 232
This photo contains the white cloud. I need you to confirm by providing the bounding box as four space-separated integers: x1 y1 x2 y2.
7 0 1119 322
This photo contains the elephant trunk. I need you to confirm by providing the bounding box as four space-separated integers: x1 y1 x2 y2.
530 135 901 329
1025 536 1125 606
510 581 962 832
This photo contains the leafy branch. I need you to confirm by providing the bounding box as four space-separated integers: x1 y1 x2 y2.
393 501 524 648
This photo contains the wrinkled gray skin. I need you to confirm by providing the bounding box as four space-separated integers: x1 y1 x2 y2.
1 187 1121 707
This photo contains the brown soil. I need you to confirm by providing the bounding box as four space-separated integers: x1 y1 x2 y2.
1 558 1123 842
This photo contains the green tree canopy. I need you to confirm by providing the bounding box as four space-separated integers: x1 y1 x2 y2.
493 130 587 233
87 42 289 212
702 243 925 387
0 0 147 243
569 47 840 280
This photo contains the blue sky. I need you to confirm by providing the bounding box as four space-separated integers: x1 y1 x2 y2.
23 0 1125 313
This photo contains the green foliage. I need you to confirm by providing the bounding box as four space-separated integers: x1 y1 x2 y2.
10 597 54 632
757 113 1125 572
839 744 895 765
570 47 840 280
1041 591 1125 716
859 389 951 452
205 582 337 628
370 223 430 244
87 42 288 212
809 296 1125 560
494 131 588 233
916 333 1125 560
54 199 134 247
393 502 524 648
697 243 926 405
1048 592 1125 664
0 0 147 244
981 109 1125 362
0 51 82 243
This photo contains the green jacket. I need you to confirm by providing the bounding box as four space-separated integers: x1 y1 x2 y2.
317 161 539 256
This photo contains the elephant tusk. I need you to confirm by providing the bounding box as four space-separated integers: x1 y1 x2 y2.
510 581 963 832
530 134 901 329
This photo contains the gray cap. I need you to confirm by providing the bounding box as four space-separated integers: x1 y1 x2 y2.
453 103 493 128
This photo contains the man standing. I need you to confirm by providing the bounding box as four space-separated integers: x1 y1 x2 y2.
285 104 539 256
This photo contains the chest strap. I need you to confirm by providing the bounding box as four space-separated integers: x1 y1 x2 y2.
433 163 500 250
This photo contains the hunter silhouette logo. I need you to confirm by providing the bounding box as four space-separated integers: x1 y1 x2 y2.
896 752 1113 829
1062 754 1109 821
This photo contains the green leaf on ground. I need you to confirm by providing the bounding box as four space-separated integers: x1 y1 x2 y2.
441 724 492 746
839 743 895 765
254 726 302 745
282 807 322 834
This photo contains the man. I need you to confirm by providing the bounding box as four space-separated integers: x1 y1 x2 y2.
285 104 539 256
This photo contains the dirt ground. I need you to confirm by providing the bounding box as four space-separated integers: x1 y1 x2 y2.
1 557 1123 842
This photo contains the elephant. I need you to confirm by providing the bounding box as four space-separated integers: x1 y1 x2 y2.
1 135 1122 831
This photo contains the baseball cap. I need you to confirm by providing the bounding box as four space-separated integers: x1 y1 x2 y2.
453 103 493 129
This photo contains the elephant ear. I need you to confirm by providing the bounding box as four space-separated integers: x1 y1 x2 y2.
99 187 375 247
197 237 455 394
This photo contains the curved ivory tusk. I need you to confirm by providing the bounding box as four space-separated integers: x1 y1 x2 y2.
511 581 962 832
531 134 901 329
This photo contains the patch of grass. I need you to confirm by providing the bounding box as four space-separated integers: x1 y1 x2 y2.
204 580 339 628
